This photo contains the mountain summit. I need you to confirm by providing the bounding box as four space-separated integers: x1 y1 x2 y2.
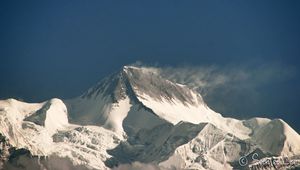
66 66 217 135
1 65 300 169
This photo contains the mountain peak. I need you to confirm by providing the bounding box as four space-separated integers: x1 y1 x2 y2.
122 65 137 71
65 65 215 134
122 65 204 106
122 65 157 74
1 66 300 170
80 65 204 106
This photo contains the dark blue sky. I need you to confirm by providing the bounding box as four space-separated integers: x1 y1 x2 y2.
1 1 300 131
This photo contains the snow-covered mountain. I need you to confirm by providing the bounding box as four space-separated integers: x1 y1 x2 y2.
1 65 300 170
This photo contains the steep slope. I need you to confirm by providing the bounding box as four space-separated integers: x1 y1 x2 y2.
65 66 251 139
24 98 68 134
0 98 123 170
65 66 168 135
0 65 300 170
252 119 300 156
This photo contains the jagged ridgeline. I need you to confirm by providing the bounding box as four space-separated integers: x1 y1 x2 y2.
1 66 300 170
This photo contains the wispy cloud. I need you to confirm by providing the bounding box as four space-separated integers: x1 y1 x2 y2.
157 63 295 97
131 61 296 117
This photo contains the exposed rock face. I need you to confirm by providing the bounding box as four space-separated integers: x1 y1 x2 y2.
1 133 93 170
0 133 11 168
0 66 300 170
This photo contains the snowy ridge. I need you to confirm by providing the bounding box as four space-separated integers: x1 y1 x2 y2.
24 98 69 134
0 98 123 169
1 65 300 170
66 66 251 139
252 119 300 156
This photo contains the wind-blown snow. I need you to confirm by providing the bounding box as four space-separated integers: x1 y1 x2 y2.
1 65 300 170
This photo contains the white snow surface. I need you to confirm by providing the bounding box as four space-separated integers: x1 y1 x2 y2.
0 98 123 169
44 98 69 134
103 97 132 134
1 66 300 170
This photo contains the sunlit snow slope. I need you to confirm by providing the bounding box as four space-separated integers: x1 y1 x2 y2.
1 65 300 170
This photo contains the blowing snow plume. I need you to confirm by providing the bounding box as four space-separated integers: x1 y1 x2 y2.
1 65 300 170
132 62 297 120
